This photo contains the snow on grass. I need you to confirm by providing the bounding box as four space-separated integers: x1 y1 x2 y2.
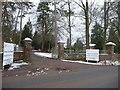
104 60 120 66
34 52 52 58
62 60 100 65
62 60 120 66
8 61 29 71
34 52 120 66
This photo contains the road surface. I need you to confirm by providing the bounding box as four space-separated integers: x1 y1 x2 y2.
2 52 119 88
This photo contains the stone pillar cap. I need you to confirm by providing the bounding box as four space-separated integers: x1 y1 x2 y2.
106 42 116 46
83 43 96 47
16 45 19 47
89 44 96 47
58 41 65 44
24 37 32 41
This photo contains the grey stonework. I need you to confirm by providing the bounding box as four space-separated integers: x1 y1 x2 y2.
64 53 86 61
58 42 65 60
23 38 32 62
106 42 117 61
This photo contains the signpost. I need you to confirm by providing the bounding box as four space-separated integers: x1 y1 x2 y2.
86 49 99 62
3 42 14 67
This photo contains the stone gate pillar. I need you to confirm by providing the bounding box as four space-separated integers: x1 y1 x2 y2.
106 42 116 54
58 41 65 60
23 37 32 62
106 42 116 60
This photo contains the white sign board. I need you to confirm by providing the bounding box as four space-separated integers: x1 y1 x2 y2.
3 42 14 66
86 49 99 61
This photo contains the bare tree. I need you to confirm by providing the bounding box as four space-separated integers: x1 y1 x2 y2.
54 1 73 47
103 1 115 50
18 3 23 45
14 9 20 34
54 2 58 56
85 0 89 49
118 1 120 41
18 2 34 45
68 0 72 52
74 0 90 49
103 1 107 50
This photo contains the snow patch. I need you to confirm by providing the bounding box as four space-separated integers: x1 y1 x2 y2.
89 44 96 47
58 71 62 74
58 41 65 43
34 52 120 66
16 74 18 76
8 61 29 71
34 52 52 58
106 42 116 46
24 37 32 41
62 60 120 66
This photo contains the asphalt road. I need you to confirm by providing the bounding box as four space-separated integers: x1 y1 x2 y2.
2 52 119 88
3 65 118 88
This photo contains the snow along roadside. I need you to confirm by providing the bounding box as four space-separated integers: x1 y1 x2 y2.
34 52 52 58
34 52 120 66
8 61 29 71
62 60 120 66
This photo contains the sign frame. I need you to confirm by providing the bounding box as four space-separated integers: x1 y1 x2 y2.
3 42 14 67
86 49 99 62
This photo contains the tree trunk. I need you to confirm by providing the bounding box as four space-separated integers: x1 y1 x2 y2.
41 34 44 51
13 9 20 44
15 9 20 31
68 0 72 53
41 22 45 52
118 1 120 41
103 1 107 50
52 2 58 58
19 4 23 46
54 2 58 52
86 0 90 49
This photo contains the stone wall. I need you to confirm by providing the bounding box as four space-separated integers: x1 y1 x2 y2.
100 54 120 61
58 42 64 59
14 52 24 61
64 53 86 61
59 42 119 61
99 54 111 61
